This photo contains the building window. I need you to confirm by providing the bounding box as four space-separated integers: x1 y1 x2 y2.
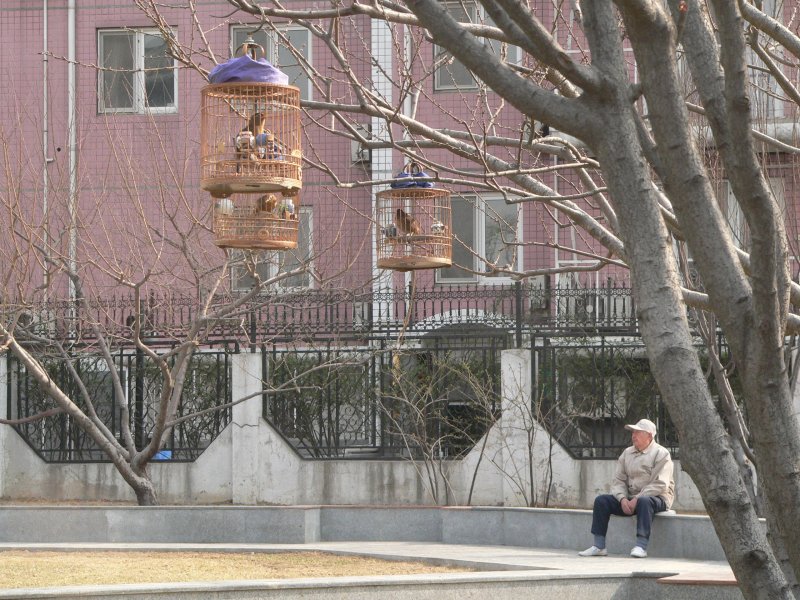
231 26 312 100
723 177 785 250
437 195 520 282
745 0 785 121
98 29 177 114
434 3 520 91
231 207 313 291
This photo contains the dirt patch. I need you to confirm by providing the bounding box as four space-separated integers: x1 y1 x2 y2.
0 550 469 589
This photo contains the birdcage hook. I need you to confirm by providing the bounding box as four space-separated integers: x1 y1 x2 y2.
235 34 265 59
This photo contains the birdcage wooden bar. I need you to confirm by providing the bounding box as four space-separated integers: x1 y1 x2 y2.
213 194 299 250
376 187 452 271
201 83 302 197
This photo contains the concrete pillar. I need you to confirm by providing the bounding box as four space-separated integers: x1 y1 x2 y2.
0 356 6 496
499 349 535 506
231 352 263 504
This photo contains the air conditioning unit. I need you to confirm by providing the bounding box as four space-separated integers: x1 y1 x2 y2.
353 301 371 331
528 274 550 310
15 309 53 336
350 124 372 164
572 293 597 322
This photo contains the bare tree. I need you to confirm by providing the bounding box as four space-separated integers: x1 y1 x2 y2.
0 97 350 505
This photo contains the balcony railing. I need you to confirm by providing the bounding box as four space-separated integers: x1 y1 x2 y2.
5 280 637 347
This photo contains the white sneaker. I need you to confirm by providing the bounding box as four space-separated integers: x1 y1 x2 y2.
578 545 608 557
630 546 647 558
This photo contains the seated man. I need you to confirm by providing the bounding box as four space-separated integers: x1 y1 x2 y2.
579 418 675 558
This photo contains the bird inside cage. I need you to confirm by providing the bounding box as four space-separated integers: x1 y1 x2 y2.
215 197 235 216
395 208 421 235
256 131 284 160
235 129 256 161
277 197 296 220
234 112 266 166
258 194 278 213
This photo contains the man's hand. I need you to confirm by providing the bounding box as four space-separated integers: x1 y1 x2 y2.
621 497 638 515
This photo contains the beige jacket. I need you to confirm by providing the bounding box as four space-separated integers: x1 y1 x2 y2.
611 440 675 509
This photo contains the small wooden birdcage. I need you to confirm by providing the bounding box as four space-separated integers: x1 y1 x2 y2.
200 82 302 197
213 193 300 250
376 169 452 271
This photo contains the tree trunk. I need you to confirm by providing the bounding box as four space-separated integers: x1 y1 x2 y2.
575 5 792 585
133 480 159 506
592 125 792 598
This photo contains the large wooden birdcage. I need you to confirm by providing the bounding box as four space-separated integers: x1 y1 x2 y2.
213 194 300 250
376 183 452 271
200 82 302 197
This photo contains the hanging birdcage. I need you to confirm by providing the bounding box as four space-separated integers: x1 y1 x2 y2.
200 39 302 198
213 193 300 250
376 164 452 271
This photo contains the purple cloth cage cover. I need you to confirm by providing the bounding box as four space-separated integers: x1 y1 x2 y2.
208 55 290 85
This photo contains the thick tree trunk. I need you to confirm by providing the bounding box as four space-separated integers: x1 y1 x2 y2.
133 481 159 506
592 126 792 598
119 461 159 506
576 4 792 585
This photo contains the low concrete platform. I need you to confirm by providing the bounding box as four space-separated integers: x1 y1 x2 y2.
0 541 740 600
0 504 729 561
0 505 742 599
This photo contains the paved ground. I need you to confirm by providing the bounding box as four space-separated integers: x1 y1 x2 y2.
0 540 737 587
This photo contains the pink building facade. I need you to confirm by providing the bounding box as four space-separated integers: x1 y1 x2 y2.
0 0 615 310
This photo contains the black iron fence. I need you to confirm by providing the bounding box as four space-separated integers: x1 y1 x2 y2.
6 349 233 462
531 332 735 461
262 331 509 459
6 282 751 463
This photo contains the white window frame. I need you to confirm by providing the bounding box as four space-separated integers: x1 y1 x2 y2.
433 2 521 92
436 194 521 284
231 25 313 100
97 28 178 115
748 61 785 121
723 176 785 250
231 206 314 292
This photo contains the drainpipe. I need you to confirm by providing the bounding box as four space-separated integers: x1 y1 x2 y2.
370 19 393 321
67 0 77 301
42 0 54 293
402 27 412 307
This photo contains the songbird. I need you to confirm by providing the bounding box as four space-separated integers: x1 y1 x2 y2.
257 194 277 213
235 113 266 168
248 112 266 136
395 208 421 235
430 220 446 235
234 129 256 161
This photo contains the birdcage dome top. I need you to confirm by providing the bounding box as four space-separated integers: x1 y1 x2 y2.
208 54 289 85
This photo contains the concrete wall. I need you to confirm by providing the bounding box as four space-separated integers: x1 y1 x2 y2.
0 351 704 510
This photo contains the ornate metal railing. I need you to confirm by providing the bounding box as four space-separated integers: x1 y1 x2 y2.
6 349 233 462
5 280 637 347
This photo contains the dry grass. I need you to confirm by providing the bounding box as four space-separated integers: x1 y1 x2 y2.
0 550 468 589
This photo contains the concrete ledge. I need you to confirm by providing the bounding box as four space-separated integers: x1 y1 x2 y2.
0 573 741 600
659 572 739 586
0 505 727 561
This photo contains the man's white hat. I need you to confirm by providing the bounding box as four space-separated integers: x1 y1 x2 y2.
624 419 657 437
